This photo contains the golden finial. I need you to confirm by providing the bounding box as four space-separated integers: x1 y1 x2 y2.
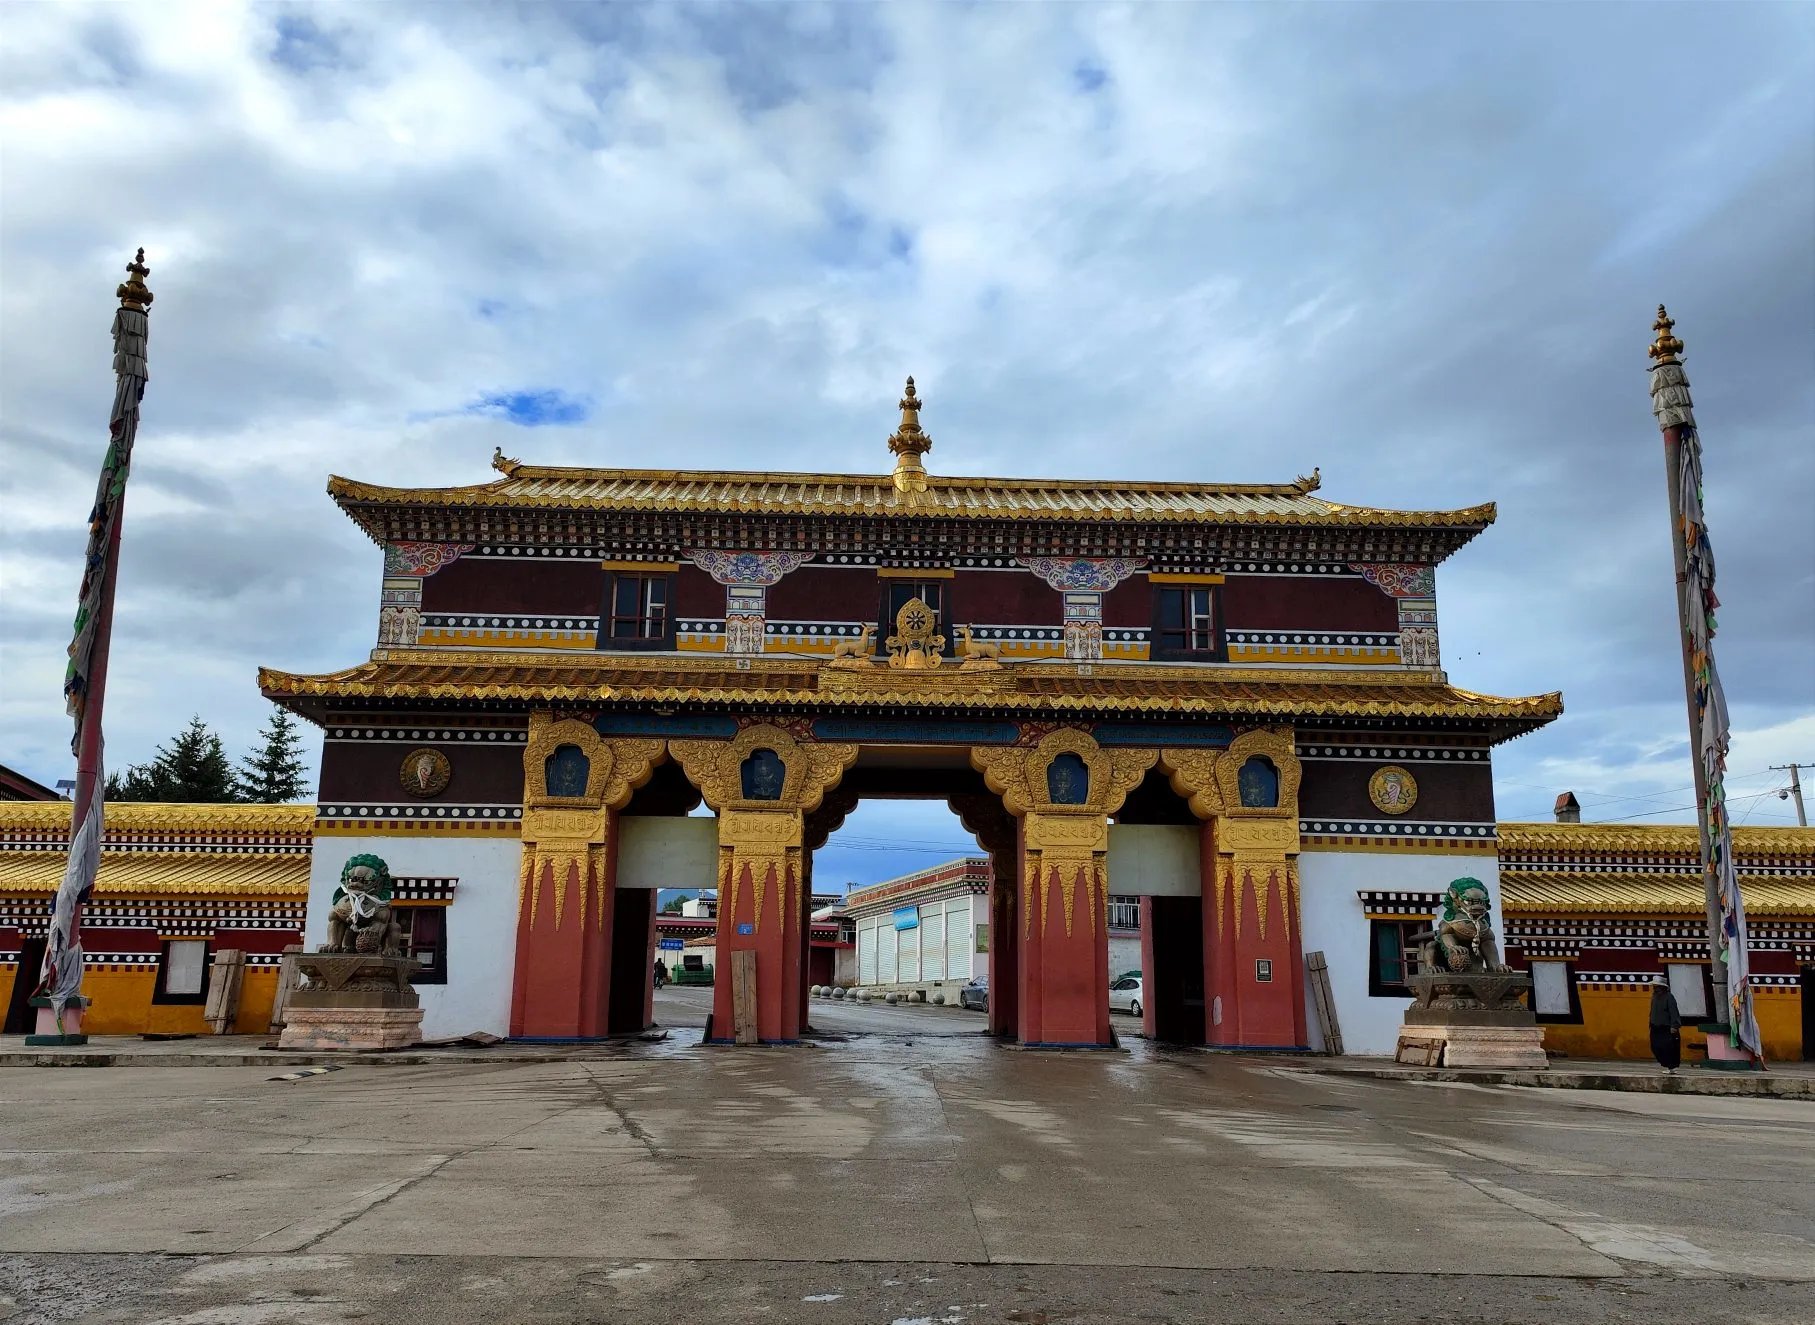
1295 466 1321 493
1648 304 1683 366
887 375 931 494
117 247 153 312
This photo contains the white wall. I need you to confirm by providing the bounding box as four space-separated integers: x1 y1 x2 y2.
308 834 524 1040
1296 851 1502 1057
1108 936 1142 980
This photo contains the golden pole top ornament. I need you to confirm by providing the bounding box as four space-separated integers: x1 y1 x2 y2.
887 375 931 494
1648 304 1682 366
117 247 153 312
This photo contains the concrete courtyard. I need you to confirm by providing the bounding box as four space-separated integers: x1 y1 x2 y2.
2 993 1812 1324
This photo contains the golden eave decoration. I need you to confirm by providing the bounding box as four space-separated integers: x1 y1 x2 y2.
0 849 309 899
259 650 1562 736
1501 873 1815 918
0 801 315 839
325 468 1494 531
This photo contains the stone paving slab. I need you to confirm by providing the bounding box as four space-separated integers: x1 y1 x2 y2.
5 1032 1811 1099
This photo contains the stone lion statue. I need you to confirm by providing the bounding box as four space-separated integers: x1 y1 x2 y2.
1413 877 1507 976
325 853 404 957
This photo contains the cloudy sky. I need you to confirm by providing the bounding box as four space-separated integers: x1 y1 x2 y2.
2 2 1811 887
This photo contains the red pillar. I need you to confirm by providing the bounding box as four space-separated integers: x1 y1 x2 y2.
1017 815 1112 1047
710 854 805 1043
1202 822 1307 1050
510 841 616 1039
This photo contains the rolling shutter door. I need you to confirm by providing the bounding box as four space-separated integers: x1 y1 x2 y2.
897 918 919 983
920 903 945 981
945 897 971 981
878 921 897 983
858 917 878 985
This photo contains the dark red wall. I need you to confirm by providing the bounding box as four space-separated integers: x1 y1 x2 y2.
1297 760 1495 823
319 740 526 804
418 558 1411 637
422 557 603 616
1220 575 1399 632
765 567 877 621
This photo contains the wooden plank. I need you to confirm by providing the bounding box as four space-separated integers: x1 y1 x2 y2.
1305 950 1343 1056
268 944 304 1031
731 950 759 1045
204 949 246 1035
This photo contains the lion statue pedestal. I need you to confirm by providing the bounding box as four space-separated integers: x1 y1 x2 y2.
1393 877 1547 1070
277 853 424 1052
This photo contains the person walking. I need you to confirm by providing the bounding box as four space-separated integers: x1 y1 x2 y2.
653 957 669 990
1648 972 1683 1074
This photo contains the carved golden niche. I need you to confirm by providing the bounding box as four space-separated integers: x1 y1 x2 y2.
972 728 1155 819
973 730 1154 941
667 724 857 815
667 725 857 934
1214 727 1302 819
516 713 663 932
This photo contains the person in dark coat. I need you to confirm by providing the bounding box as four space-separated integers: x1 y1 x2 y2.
1649 973 1683 1073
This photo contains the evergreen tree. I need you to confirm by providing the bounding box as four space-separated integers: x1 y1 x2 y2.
236 706 309 803
661 893 694 914
108 716 240 803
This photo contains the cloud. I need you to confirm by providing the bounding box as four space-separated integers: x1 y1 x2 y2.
1 1 1811 875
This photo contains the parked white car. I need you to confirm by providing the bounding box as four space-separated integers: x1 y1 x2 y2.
1108 975 1143 1016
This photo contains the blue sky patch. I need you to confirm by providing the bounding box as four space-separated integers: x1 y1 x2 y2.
1072 61 1108 93
468 389 590 427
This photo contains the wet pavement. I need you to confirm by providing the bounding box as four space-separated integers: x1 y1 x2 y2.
1 1016 1811 1323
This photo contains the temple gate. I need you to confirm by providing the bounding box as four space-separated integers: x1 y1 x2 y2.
262 380 1559 1050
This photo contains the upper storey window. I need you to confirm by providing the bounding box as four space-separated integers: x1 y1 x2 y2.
602 570 674 649
1153 585 1221 660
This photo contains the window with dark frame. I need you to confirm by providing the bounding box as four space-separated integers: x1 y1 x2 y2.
878 579 947 653
600 571 674 649
1366 919 1424 997
1153 585 1220 658
152 938 211 1005
395 906 448 984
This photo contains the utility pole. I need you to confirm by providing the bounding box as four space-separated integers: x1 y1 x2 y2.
1772 764 1808 828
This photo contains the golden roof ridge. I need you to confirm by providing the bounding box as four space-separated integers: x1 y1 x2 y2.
1497 820 1815 855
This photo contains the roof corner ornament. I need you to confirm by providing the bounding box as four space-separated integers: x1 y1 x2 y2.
887 376 932 495
491 445 522 476
1295 466 1321 493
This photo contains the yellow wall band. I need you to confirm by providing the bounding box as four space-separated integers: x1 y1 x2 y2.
601 560 680 572
876 567 956 580
1149 573 1226 585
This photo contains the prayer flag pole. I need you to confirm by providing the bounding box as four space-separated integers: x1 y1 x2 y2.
28 250 153 1046
1647 306 1762 1064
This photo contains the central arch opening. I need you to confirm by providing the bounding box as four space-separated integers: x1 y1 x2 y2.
804 747 1006 1037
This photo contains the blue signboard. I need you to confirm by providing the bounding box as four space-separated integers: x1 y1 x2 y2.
658 938 684 951
736 923 754 936
893 906 920 931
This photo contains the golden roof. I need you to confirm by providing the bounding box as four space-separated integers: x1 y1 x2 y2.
1497 821 1815 860
327 463 1496 529
1501 873 1815 917
0 849 308 898
260 650 1561 734
0 801 313 840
